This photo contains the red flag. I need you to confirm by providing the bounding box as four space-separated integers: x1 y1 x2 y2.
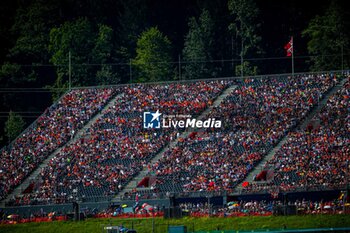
284 37 293 57
242 181 249 187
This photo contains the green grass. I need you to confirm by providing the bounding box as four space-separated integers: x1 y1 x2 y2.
1 215 350 233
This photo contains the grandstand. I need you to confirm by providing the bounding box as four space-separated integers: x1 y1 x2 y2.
243 77 349 194
0 88 118 202
0 72 349 220
145 73 337 196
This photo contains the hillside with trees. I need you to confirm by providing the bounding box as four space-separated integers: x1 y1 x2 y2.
0 0 349 146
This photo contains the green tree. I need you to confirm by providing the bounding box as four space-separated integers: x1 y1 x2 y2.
92 24 120 85
0 0 17 64
9 0 59 64
133 27 172 82
1 0 60 106
235 61 258 77
5 111 25 143
302 1 349 71
0 63 37 110
49 18 95 89
117 0 148 59
228 0 262 76
49 19 119 97
183 9 215 80
117 0 148 83
0 0 64 146
0 63 36 86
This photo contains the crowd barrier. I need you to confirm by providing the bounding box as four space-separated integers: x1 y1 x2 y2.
189 212 272 217
1 215 67 224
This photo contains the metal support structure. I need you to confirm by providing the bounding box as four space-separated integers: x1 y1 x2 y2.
292 46 294 76
69 51 72 90
178 55 181 81
341 44 344 74
129 59 132 83
207 195 211 217
173 174 175 195
241 37 244 78
152 212 155 233
231 36 234 69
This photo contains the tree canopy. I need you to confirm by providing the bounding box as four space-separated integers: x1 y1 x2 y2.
5 111 25 143
132 27 172 82
48 19 120 99
302 1 350 71
228 0 262 76
0 0 348 146
182 9 215 80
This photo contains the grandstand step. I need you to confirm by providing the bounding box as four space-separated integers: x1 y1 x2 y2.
0 91 123 206
197 85 238 120
234 77 348 193
112 84 238 202
299 78 348 130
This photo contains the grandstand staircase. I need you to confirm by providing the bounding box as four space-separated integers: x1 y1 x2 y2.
234 78 348 192
0 92 124 207
299 78 347 129
113 85 238 201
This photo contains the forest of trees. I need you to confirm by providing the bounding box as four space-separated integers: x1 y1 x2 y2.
0 0 349 146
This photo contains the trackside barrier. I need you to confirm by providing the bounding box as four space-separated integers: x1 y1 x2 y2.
0 213 165 225
94 212 164 219
189 212 272 217
0 215 67 224
191 228 350 233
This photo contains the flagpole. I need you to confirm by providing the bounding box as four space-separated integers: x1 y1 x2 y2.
292 47 294 76
291 36 294 77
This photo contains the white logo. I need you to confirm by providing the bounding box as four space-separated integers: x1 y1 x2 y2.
143 110 162 129
143 110 221 129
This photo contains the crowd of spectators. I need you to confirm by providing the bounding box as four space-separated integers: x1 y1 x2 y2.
180 200 273 217
150 74 335 193
3 73 344 205
179 198 348 217
258 80 349 192
106 81 229 116
152 131 264 192
8 81 231 205
0 88 117 201
1 196 348 225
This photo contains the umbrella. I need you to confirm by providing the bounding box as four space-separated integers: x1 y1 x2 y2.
242 181 249 188
48 212 55 217
244 202 253 207
227 201 236 206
